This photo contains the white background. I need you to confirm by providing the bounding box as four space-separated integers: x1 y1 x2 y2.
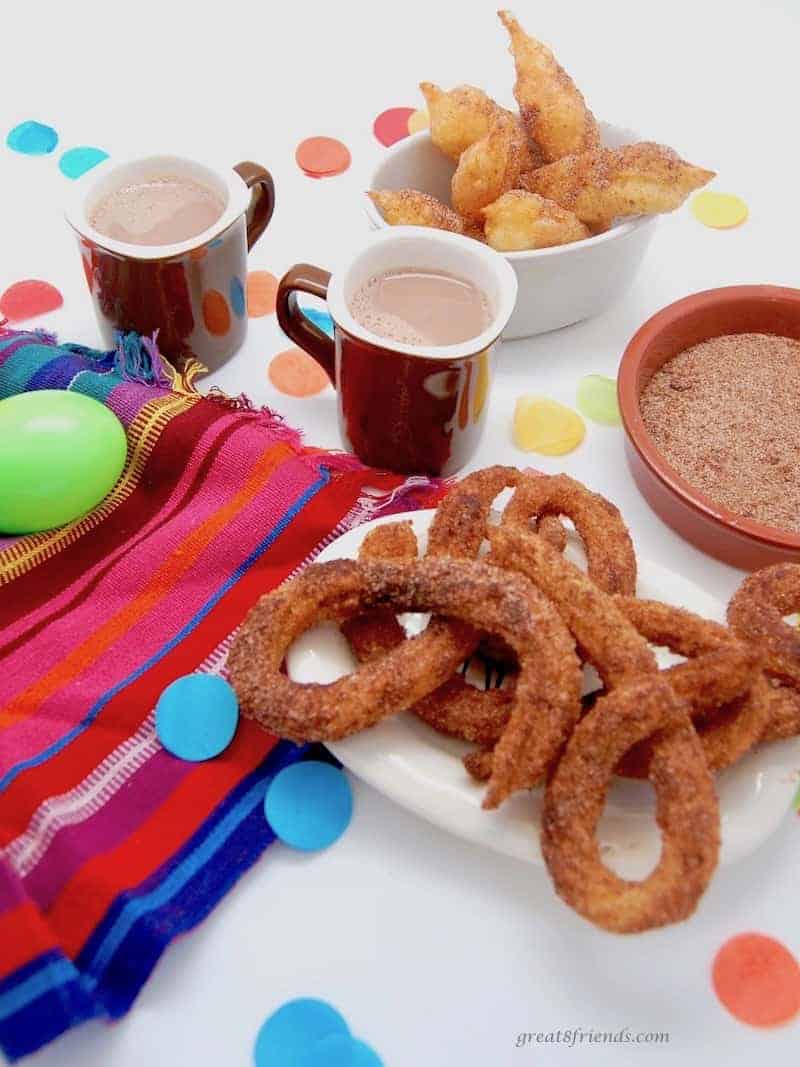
2 0 799 1063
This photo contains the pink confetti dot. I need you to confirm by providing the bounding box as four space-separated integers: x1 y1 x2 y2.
373 107 416 147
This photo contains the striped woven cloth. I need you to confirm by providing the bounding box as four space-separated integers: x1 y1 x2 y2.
0 328 445 1061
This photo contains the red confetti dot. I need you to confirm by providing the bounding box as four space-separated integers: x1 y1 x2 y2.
295 137 351 178
373 107 416 147
712 933 800 1027
202 290 231 336
0 279 63 323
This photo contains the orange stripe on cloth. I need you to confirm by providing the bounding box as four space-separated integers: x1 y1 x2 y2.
0 442 293 730
49 718 273 959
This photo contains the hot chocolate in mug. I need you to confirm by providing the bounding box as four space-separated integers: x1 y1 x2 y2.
65 154 275 367
276 228 518 476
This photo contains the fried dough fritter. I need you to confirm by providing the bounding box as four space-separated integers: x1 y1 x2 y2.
368 189 478 237
451 112 530 221
482 189 589 251
522 142 715 230
421 82 505 161
498 9 600 164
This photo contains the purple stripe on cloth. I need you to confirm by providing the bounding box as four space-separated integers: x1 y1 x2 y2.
22 747 193 911
27 353 91 392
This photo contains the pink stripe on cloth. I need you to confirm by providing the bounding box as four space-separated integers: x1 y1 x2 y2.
1 414 234 648
20 746 193 911
104 378 174 426
0 451 319 777
0 856 28 913
0 420 300 705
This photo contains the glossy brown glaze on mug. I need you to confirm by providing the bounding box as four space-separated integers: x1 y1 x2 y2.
335 326 491 475
78 162 274 366
276 263 494 476
618 284 800 570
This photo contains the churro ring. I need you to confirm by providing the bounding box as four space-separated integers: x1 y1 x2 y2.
427 465 567 560
491 509 654 687
447 470 642 783
728 563 800 687
482 518 654 804
500 472 638 595
229 558 582 801
340 479 563 757
613 598 768 775
759 683 800 742
341 521 418 661
541 674 720 933
342 519 517 747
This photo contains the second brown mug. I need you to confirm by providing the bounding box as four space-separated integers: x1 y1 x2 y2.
276 227 518 476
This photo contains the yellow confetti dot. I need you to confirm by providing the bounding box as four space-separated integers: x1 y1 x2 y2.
513 396 586 455
408 108 430 135
691 191 748 229
472 351 490 422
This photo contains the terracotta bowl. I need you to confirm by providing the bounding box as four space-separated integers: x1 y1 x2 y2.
618 285 800 571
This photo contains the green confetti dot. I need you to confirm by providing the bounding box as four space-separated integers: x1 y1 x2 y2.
576 375 622 427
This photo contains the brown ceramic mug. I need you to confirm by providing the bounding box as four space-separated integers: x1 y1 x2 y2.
65 154 275 368
276 228 518 475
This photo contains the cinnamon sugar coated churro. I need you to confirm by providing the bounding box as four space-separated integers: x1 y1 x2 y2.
228 468 800 934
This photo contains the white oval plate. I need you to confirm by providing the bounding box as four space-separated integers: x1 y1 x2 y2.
287 511 800 874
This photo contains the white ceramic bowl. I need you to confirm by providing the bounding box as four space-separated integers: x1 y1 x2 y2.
366 124 658 340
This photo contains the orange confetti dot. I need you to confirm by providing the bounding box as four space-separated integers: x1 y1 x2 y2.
188 245 208 261
268 347 330 397
712 933 800 1027
202 290 231 336
295 136 351 178
247 271 279 317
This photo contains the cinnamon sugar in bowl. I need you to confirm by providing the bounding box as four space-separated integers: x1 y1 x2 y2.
618 286 800 570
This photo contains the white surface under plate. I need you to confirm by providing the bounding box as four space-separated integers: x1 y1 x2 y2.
287 510 800 877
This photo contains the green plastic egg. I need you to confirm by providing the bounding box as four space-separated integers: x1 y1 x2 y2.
0 390 127 534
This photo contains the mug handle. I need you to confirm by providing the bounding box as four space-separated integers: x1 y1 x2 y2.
234 161 276 251
276 264 336 383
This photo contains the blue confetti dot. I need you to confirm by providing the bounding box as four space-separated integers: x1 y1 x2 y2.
254 999 349 1067
6 121 58 155
230 276 246 318
155 674 238 761
209 237 224 249
298 1035 384 1067
300 307 335 338
264 761 352 851
59 146 109 179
